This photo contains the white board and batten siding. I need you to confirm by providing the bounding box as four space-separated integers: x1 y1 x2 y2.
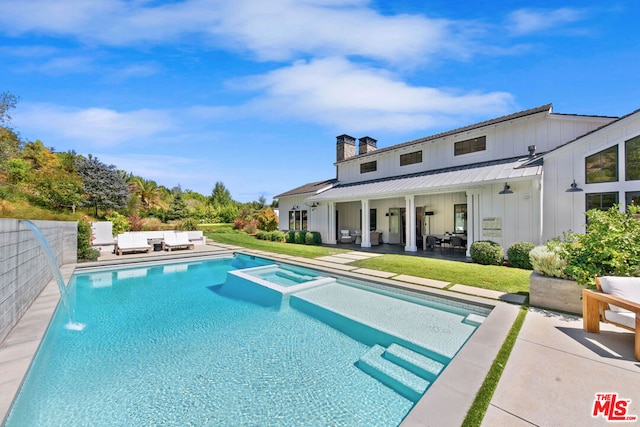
542 111 640 242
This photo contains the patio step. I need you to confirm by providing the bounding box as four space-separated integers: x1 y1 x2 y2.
356 344 431 402
384 343 445 382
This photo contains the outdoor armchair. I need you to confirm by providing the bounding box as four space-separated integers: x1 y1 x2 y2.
582 276 640 360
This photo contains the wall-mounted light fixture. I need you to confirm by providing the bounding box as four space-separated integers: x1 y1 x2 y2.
498 183 513 195
566 180 583 192
292 205 298 210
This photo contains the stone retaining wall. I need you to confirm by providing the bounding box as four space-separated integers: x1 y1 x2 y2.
0 219 77 344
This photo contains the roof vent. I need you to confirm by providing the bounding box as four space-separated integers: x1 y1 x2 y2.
528 145 536 157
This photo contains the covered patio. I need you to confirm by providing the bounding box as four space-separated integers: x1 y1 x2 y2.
306 156 542 256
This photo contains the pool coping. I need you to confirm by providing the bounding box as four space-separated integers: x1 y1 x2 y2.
0 250 519 426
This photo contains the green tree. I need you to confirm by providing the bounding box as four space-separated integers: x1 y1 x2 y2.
167 190 188 220
76 155 130 216
209 181 233 207
0 92 18 126
130 177 165 211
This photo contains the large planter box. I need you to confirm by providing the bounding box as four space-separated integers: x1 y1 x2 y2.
529 271 583 315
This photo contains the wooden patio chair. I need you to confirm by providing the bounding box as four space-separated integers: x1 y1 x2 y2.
582 276 640 360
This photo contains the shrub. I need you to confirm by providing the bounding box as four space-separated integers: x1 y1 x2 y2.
243 219 258 234
128 214 144 231
285 231 295 243
555 204 640 286
232 218 245 230
78 217 99 262
470 240 504 266
507 241 535 269
529 244 569 279
143 217 163 231
294 231 306 244
180 217 199 231
257 208 279 232
270 231 285 242
105 211 129 235
304 231 322 245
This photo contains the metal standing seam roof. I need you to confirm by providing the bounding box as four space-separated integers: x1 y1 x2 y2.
307 157 542 202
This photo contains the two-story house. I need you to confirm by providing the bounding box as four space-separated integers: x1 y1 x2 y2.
276 104 640 255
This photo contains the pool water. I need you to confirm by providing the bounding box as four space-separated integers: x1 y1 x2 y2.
4 255 488 426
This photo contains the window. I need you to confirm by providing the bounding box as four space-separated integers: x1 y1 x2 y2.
400 150 422 166
359 208 377 231
360 161 377 173
626 136 640 181
454 204 467 233
288 209 308 230
586 145 618 183
586 192 618 211
454 136 486 156
626 191 640 208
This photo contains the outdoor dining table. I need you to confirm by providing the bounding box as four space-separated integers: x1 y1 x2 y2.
423 234 467 249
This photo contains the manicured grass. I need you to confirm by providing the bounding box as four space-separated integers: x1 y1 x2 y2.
205 231 347 258
350 254 530 294
462 306 528 426
198 223 234 233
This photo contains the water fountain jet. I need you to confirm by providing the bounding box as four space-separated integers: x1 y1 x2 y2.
21 220 85 331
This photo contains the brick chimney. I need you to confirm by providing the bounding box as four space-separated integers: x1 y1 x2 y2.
358 136 377 155
336 134 356 162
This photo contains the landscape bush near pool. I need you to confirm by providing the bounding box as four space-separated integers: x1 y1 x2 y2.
470 240 504 266
531 204 640 286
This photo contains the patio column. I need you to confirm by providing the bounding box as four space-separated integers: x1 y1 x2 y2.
327 202 336 244
466 190 480 257
361 199 371 248
405 195 417 252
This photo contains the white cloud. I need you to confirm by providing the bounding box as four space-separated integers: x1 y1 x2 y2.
105 63 161 83
238 57 515 132
0 0 482 65
97 153 210 191
506 8 587 36
14 103 176 148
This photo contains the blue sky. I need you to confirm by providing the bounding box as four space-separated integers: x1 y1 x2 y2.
1 1 639 202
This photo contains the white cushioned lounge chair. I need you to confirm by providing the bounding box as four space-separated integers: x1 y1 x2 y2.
163 231 194 252
115 233 151 256
91 221 116 247
583 276 640 360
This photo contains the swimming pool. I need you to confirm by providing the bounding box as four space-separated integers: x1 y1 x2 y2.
3 254 491 426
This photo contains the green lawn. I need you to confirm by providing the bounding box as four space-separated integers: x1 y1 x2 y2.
205 231 531 294
350 255 530 294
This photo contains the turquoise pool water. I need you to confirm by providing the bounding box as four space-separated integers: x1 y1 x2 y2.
4 255 489 426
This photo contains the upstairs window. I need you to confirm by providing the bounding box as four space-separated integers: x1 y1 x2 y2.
360 161 377 174
454 136 486 156
400 150 422 166
586 145 618 183
626 136 640 181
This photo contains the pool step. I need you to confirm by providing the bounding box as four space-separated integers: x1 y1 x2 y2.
356 345 432 402
384 343 444 382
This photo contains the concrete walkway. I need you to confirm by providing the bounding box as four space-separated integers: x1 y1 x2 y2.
483 308 640 426
2 246 639 425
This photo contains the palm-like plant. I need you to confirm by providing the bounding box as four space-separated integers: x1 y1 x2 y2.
129 177 165 211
